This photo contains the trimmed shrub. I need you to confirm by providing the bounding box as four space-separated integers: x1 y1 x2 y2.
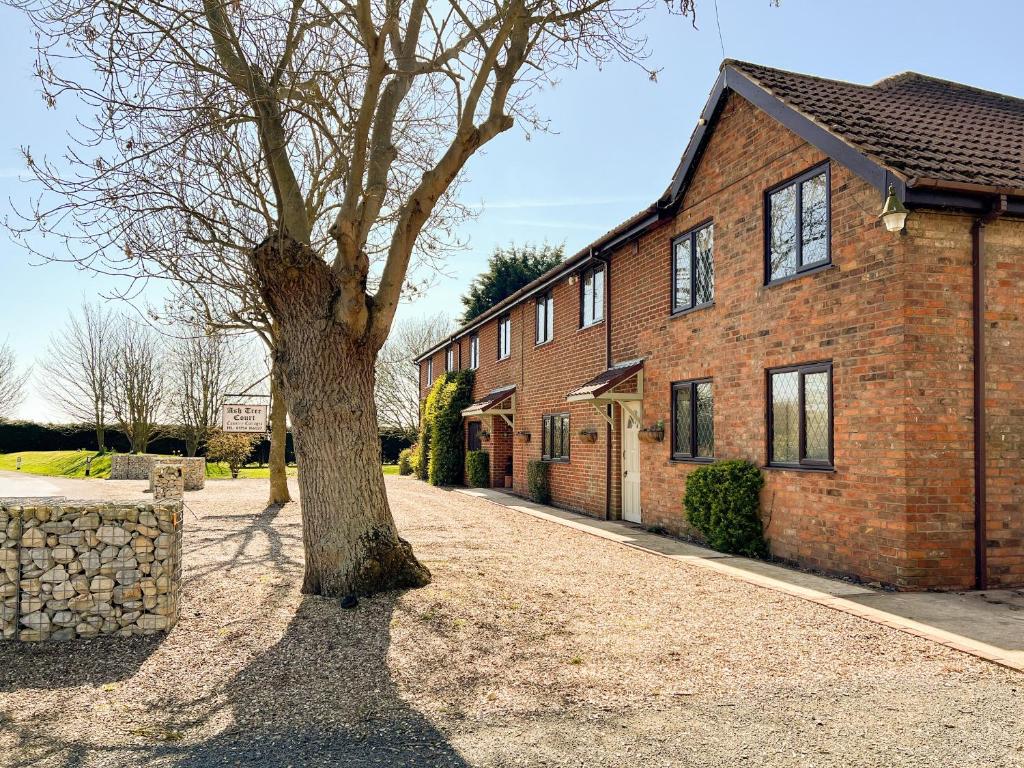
527 459 551 504
398 447 414 476
683 459 767 557
465 450 490 488
426 370 476 486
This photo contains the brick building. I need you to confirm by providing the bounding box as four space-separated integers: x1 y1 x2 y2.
415 61 1024 591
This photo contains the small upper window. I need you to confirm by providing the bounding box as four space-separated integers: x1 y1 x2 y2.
541 412 570 461
469 335 479 370
672 379 714 460
426 358 433 384
536 291 554 344
766 164 830 284
445 346 455 372
672 222 714 314
497 315 511 360
581 264 605 327
768 362 833 468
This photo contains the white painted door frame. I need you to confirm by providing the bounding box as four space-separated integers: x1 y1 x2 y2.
621 401 641 523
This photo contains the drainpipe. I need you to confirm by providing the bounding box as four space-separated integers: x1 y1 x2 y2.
593 248 613 520
972 195 1006 590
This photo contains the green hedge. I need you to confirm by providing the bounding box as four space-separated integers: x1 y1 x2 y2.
683 459 767 557
423 370 475 486
465 450 490 488
398 447 414 476
527 460 551 504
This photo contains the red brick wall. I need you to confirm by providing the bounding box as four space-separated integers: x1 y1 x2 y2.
411 91 1024 589
983 217 1024 585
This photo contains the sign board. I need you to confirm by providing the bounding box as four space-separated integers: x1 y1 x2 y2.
221 403 269 433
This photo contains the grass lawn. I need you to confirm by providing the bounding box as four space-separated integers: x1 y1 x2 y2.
0 450 396 480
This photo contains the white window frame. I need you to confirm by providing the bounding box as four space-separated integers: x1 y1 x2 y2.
469 335 479 369
536 291 554 344
497 315 511 360
581 265 605 327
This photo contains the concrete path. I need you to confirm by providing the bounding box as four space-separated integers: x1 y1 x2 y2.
0 470 134 500
456 486 1024 673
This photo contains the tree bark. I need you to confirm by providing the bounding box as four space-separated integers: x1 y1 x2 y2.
96 424 105 454
253 234 430 597
268 362 291 504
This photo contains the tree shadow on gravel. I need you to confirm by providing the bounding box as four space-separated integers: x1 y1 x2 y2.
159 593 469 768
0 634 163 693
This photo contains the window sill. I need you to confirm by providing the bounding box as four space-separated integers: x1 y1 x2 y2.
669 301 714 320
763 261 834 288
669 456 715 465
535 339 554 348
541 458 570 464
496 355 511 363
764 463 836 474
579 319 605 332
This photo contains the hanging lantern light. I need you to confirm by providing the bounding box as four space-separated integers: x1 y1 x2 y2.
879 183 909 233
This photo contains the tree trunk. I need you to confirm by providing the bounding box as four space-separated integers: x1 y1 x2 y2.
268 364 291 504
253 234 430 597
95 423 105 454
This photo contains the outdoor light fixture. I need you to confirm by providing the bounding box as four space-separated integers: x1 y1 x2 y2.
879 183 909 233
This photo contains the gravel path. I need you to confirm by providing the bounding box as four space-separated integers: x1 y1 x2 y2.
1 476 1022 767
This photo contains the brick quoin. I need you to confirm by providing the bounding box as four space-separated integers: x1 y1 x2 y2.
415 74 1024 591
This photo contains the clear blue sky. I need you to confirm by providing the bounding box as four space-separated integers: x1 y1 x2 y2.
1 1 1022 420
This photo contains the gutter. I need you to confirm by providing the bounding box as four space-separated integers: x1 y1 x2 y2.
414 208 661 364
593 248 613 521
971 194 1007 590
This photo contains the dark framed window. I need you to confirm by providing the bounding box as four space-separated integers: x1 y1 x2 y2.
541 412 570 461
671 222 714 314
497 315 511 360
765 164 830 284
671 379 714 460
580 264 605 327
445 346 455 372
767 362 833 468
469 335 479 370
536 291 554 344
426 359 433 383
467 421 482 452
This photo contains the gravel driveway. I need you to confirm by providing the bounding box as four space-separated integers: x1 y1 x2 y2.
2 476 1022 767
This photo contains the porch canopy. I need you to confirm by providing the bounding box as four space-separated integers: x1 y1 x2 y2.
461 384 516 419
565 358 644 404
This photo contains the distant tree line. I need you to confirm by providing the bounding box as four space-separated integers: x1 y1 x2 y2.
0 421 414 464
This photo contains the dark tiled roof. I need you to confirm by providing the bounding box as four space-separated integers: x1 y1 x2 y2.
566 359 644 401
727 60 1024 191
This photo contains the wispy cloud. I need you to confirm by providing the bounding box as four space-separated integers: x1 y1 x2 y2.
466 194 646 211
496 218 607 232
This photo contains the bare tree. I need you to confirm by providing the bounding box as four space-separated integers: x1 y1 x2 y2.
7 0 691 596
37 301 114 450
158 282 292 504
0 339 30 421
108 318 167 453
171 328 256 457
377 313 453 433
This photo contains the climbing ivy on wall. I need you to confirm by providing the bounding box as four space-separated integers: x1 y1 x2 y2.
419 370 475 486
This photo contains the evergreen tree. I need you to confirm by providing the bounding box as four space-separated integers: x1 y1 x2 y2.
461 243 564 322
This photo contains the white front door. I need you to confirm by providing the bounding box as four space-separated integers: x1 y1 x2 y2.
621 402 641 523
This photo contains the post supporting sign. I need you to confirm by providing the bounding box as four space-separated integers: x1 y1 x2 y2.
221 402 269 433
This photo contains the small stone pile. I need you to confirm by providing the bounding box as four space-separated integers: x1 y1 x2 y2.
0 499 182 642
111 454 206 491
